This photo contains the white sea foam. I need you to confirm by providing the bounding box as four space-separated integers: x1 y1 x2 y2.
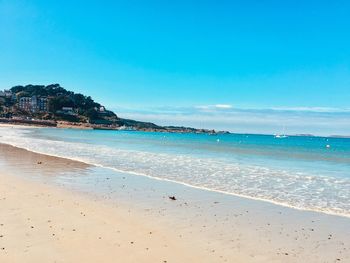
1 127 349 217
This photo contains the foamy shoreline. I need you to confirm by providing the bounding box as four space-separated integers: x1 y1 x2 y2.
0 143 349 262
1 124 349 218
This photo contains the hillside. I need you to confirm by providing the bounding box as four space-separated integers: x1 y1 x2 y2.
5 84 115 122
0 84 226 133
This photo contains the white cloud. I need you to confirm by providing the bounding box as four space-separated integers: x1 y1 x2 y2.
269 106 350 113
194 104 233 110
214 104 233 109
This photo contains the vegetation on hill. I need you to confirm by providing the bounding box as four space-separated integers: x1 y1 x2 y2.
1 84 118 123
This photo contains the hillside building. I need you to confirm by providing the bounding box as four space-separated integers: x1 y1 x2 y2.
19 96 48 112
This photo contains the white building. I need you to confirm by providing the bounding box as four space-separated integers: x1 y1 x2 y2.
18 96 48 112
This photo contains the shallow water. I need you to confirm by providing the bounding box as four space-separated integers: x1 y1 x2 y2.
0 126 349 216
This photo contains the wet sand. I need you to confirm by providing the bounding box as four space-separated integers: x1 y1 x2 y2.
0 143 349 262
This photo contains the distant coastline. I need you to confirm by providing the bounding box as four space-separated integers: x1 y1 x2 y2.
2 118 350 139
0 117 230 134
0 84 229 134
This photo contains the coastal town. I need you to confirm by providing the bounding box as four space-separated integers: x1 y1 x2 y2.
0 85 228 134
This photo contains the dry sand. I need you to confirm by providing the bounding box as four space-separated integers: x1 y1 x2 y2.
0 172 225 263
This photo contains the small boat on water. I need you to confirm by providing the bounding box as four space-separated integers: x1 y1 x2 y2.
274 126 288 138
275 134 288 139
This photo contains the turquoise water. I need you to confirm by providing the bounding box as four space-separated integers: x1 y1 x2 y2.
1 126 349 216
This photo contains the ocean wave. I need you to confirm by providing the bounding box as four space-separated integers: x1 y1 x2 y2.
1 127 349 217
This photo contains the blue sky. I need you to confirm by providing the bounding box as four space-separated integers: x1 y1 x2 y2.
1 0 350 135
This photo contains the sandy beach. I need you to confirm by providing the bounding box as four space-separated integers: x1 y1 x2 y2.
0 172 223 263
2 0 350 261
1 143 350 262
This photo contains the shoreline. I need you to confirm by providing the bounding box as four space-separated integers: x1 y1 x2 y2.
91 164 350 219
0 142 349 262
0 136 348 219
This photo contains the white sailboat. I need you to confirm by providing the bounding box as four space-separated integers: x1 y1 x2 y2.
275 134 288 138
274 126 288 139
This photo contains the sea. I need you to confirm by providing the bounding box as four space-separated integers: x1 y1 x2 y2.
0 126 349 217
